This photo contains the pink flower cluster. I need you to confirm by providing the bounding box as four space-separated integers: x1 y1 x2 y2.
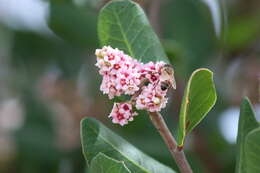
95 46 171 126
135 83 168 112
109 102 137 126
95 46 141 99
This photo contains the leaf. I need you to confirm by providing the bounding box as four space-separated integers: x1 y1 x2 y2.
98 0 169 63
161 0 217 74
11 31 84 78
49 0 97 48
89 153 131 173
81 117 176 173
235 98 259 173
245 127 260 173
226 14 260 51
85 0 103 8
177 68 217 147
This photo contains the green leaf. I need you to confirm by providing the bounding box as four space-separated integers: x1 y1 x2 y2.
177 68 217 147
161 0 217 74
89 153 131 173
85 0 103 8
245 127 260 173
235 98 259 173
49 0 97 48
98 0 169 63
226 14 260 51
81 117 176 173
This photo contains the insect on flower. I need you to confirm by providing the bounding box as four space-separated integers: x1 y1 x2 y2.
160 64 176 90
160 81 170 91
95 46 176 125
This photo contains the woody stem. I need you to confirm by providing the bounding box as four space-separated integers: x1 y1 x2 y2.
148 111 193 173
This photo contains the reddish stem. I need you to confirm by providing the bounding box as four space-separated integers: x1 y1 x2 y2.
149 112 193 173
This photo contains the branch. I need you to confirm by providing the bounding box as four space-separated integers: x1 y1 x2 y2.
148 112 193 173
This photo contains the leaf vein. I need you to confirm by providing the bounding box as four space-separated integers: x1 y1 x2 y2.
86 123 150 173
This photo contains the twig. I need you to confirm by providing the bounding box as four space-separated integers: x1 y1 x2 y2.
149 111 193 173
130 70 193 173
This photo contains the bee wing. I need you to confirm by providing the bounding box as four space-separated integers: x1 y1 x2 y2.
171 75 176 89
161 68 176 89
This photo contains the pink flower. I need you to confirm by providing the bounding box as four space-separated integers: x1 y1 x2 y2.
139 61 166 83
96 46 173 125
135 83 168 112
95 46 142 99
109 102 137 126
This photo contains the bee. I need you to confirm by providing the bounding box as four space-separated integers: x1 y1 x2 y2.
160 81 170 91
160 64 176 90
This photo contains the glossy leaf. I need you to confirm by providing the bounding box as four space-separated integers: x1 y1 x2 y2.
81 117 176 173
245 127 260 173
89 153 130 173
98 0 169 63
177 68 217 147
235 98 259 173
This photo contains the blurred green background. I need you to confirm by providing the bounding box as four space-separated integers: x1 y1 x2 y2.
0 0 259 173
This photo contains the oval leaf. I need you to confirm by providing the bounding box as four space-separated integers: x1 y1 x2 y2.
98 0 169 63
81 117 176 173
235 97 259 173
89 153 131 173
177 68 217 147
245 127 260 173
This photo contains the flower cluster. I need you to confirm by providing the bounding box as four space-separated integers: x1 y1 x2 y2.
95 46 173 126
139 61 166 83
135 83 168 112
109 102 137 126
95 46 141 99
135 61 168 112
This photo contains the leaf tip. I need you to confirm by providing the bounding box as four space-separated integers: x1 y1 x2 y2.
241 96 251 105
240 97 255 114
81 117 96 126
193 68 213 74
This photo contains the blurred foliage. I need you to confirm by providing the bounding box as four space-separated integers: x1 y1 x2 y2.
0 0 259 173
15 91 60 173
226 13 260 51
11 31 85 79
49 0 97 48
161 0 217 76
